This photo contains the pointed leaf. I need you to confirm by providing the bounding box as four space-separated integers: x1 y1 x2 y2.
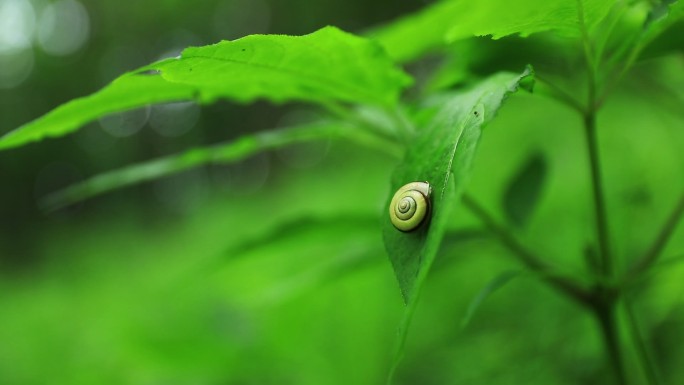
0 27 412 151
502 152 547 227
370 0 614 62
148 26 412 106
0 75 196 151
461 270 521 329
385 69 534 382
642 0 684 44
40 120 394 210
383 68 534 304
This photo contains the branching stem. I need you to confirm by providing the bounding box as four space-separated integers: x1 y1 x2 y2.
535 74 585 113
461 194 592 306
628 191 684 278
577 3 630 384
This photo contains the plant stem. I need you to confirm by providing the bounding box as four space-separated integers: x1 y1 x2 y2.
624 299 661 385
577 5 630 383
584 110 613 277
535 74 585 113
461 194 591 306
578 0 613 277
627 191 684 277
594 296 629 385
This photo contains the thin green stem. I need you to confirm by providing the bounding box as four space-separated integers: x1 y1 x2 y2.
461 194 592 306
597 37 643 107
594 298 629 385
535 74 586 113
322 101 401 143
577 0 598 110
577 4 629 383
387 105 416 143
593 1 629 68
627 191 684 278
578 0 613 278
624 300 661 385
584 111 613 277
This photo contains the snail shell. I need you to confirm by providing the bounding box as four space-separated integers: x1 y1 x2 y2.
389 182 431 232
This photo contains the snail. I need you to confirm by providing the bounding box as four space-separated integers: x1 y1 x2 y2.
389 181 431 232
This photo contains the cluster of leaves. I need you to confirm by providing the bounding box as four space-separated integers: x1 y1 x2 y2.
1 0 683 383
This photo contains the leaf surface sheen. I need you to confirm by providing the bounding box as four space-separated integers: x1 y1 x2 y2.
0 27 411 151
384 69 534 382
383 68 534 304
371 0 615 62
149 26 412 105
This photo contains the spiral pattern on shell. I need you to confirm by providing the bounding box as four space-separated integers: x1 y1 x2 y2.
389 182 431 232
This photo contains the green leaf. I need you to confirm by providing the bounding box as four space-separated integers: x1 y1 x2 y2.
40 120 397 211
384 68 534 382
149 26 412 106
642 0 684 44
0 75 196 151
370 0 614 62
461 270 521 329
383 67 535 303
502 152 547 228
0 26 411 151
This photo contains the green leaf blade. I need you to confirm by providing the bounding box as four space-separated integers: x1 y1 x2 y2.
152 26 412 106
384 68 533 382
503 152 548 228
39 121 345 210
0 75 196 151
0 27 411 151
461 270 521 329
371 0 614 62
383 68 534 304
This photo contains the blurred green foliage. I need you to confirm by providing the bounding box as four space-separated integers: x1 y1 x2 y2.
1 0 684 385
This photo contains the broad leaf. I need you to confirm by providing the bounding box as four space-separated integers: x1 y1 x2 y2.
147 26 411 105
642 0 684 45
0 27 411 151
383 68 534 303
370 0 614 62
384 68 534 382
601 1 684 73
502 152 547 227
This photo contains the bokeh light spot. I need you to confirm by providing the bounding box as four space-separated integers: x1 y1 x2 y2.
37 0 90 56
0 47 33 89
98 107 150 138
149 101 200 138
0 0 35 53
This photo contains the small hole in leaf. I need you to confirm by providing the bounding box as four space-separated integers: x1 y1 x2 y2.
137 70 161 76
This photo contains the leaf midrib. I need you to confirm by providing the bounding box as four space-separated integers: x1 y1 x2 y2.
163 53 391 105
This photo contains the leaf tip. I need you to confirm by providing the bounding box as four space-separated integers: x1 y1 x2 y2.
519 65 536 93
